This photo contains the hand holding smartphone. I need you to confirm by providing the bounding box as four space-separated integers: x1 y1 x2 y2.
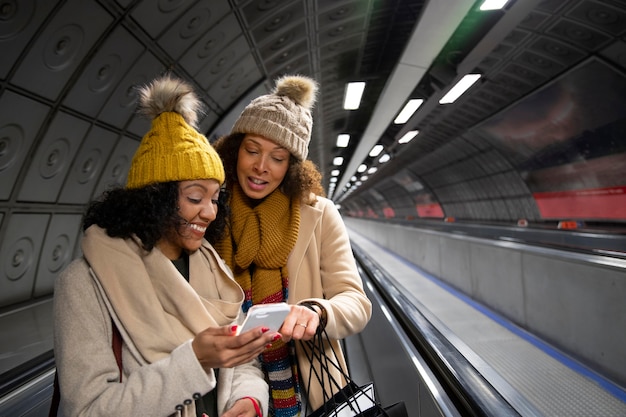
237 303 290 335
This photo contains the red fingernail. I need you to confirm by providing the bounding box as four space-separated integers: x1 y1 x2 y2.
261 327 270 333
272 334 281 341
231 325 238 332
266 344 272 348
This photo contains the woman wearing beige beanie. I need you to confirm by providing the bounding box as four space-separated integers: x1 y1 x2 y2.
213 75 372 416
51 75 275 417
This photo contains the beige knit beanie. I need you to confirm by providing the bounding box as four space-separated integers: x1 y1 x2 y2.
126 74 225 189
230 74 318 161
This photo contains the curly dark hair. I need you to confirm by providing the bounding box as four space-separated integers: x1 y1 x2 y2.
82 181 229 251
213 133 325 205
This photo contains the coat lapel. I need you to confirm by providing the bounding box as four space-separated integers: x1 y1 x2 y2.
288 202 322 281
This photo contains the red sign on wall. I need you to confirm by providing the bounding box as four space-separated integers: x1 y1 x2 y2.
416 203 444 218
533 186 626 219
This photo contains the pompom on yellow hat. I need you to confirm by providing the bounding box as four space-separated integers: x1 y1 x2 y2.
126 74 225 189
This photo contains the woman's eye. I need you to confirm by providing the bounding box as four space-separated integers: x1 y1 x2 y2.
211 199 219 205
188 197 201 204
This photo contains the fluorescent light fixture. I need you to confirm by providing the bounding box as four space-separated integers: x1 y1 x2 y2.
333 156 344 166
439 73 482 104
393 99 424 124
367 167 378 174
330 177 337 183
360 175 368 181
331 169 340 176
343 82 365 110
398 130 419 144
336 134 350 147
351 176 357 182
379 154 391 163
480 0 509 10
357 164 367 173
369 144 383 157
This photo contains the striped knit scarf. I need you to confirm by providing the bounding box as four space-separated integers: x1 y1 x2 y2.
215 184 302 416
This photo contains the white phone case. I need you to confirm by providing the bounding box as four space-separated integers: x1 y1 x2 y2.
237 302 291 335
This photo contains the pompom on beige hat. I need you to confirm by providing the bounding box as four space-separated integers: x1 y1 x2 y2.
230 74 318 161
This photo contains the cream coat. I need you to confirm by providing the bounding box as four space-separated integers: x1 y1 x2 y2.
288 196 373 411
53 244 268 417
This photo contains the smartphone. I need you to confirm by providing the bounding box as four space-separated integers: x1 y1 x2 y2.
237 303 290 335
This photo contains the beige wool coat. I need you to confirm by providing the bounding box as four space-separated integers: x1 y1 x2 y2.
287 196 373 411
53 239 268 417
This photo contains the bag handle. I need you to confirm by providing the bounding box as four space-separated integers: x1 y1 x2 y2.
302 325 377 416
302 328 348 401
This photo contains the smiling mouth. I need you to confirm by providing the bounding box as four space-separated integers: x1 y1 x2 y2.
187 223 206 233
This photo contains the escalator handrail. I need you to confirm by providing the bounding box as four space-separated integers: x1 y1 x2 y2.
0 350 55 399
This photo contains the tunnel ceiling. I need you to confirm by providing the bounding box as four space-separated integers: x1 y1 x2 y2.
2 0 626 217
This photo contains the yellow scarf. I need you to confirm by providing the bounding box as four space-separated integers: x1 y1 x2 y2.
215 184 300 307
215 184 302 416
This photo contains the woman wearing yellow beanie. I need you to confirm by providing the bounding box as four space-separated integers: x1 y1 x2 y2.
52 75 275 417
213 75 372 416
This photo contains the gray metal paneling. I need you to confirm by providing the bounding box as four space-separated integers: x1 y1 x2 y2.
63 26 145 118
0 1 56 78
92 135 140 197
523 252 626 386
17 112 90 203
58 126 118 204
179 13 241 77
96 52 165 129
33 214 82 296
471 243 525 325
0 213 49 307
11 0 112 100
0 92 50 200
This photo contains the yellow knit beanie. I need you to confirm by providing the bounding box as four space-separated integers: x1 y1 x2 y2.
230 74 318 161
126 75 225 189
